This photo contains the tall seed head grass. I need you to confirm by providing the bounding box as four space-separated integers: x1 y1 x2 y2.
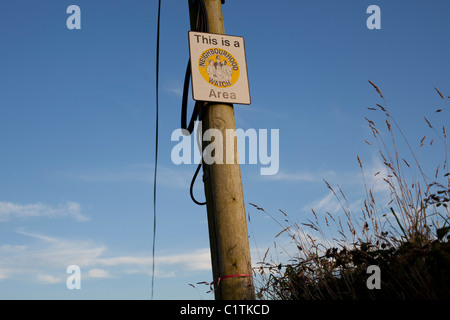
254 83 450 300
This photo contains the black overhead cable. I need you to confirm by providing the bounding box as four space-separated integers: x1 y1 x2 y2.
152 0 221 299
151 0 161 300
182 0 210 206
152 0 210 300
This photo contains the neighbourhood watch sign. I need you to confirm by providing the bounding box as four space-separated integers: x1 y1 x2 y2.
188 31 251 105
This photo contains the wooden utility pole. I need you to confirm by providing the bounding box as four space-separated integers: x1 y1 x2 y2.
188 0 255 300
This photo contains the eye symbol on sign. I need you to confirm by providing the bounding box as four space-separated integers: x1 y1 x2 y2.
198 49 240 88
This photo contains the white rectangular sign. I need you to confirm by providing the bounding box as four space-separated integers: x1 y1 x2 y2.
188 31 251 105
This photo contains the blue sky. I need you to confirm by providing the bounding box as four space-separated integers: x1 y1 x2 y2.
0 0 449 299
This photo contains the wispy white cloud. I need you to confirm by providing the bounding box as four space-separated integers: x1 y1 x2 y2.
13 230 106 269
262 171 318 182
163 80 183 97
156 249 211 272
95 249 211 278
87 269 111 279
362 155 392 195
300 151 395 215
0 230 210 285
165 86 183 97
63 164 192 189
0 269 11 280
302 191 343 214
36 274 62 284
0 201 89 223
0 244 27 253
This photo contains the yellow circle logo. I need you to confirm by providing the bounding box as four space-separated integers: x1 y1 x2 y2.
198 48 240 88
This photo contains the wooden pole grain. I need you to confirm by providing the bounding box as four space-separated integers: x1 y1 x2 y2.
188 0 255 300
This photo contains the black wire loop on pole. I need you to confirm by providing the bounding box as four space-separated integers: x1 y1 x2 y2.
181 59 206 206
181 61 202 136
182 61 206 206
190 162 206 206
182 0 211 206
